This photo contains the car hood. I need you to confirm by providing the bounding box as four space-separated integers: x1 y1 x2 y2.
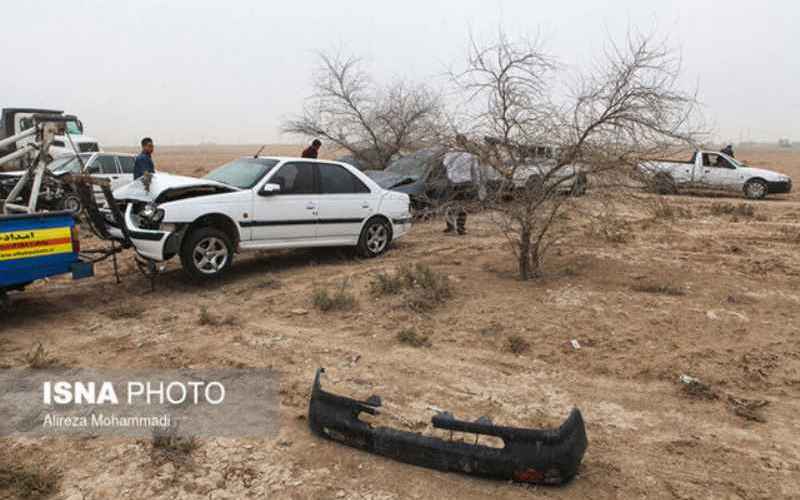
739 166 790 181
113 172 235 202
364 170 420 189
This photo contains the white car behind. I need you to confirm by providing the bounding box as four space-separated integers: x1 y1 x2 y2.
111 157 412 279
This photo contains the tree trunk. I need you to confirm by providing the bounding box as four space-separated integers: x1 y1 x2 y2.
518 228 532 281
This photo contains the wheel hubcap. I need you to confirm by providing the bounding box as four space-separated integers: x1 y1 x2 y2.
65 197 81 213
193 237 228 274
366 224 388 254
748 183 765 198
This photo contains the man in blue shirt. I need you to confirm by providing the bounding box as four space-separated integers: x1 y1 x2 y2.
133 137 156 179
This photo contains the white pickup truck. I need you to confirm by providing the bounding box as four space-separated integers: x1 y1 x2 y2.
639 150 792 200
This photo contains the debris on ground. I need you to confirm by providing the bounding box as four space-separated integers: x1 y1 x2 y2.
308 368 588 486
728 396 769 423
679 375 718 400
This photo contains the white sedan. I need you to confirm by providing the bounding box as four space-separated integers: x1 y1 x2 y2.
111 157 412 279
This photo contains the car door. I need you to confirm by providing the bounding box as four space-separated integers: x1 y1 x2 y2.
700 153 739 191
316 163 376 243
249 161 319 244
115 155 137 188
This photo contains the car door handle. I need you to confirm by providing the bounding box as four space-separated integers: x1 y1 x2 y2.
306 203 317 210
361 202 370 209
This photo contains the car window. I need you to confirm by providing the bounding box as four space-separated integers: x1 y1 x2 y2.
270 162 316 195
319 164 370 194
95 155 118 174
118 156 135 174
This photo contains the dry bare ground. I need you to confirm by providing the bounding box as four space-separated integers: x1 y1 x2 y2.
2 146 799 499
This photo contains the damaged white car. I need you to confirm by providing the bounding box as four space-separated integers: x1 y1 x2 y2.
109 157 412 279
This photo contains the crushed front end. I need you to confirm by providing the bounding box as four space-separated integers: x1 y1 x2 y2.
308 369 588 485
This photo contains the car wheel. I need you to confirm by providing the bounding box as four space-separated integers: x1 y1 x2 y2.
60 193 83 214
357 218 391 258
180 227 234 280
744 179 768 200
654 173 677 195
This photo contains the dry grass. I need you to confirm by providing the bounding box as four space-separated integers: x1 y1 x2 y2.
0 463 60 500
396 328 432 348
709 202 756 218
150 426 198 466
197 306 238 327
104 305 146 320
631 280 687 296
312 280 357 312
22 342 60 369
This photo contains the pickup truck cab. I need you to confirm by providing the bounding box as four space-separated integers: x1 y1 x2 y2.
639 150 792 200
110 156 412 280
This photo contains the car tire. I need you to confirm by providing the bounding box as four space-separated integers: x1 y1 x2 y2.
357 217 391 258
179 227 234 280
744 179 768 200
60 193 83 214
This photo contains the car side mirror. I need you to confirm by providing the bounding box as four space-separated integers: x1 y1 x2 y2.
261 182 281 196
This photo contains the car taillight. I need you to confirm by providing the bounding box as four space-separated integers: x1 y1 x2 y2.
71 225 80 254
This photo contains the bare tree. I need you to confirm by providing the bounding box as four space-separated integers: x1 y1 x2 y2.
283 52 444 169
452 30 702 280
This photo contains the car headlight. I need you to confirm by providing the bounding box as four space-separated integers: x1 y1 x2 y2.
140 203 165 223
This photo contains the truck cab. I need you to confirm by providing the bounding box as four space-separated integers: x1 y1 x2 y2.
0 108 101 168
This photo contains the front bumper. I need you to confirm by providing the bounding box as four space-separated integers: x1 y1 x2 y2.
308 369 588 485
123 204 169 261
767 180 792 194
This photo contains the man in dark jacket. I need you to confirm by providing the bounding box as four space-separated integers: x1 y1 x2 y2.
134 137 156 179
721 144 735 158
301 139 322 159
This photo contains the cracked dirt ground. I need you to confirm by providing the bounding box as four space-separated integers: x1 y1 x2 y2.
2 146 799 499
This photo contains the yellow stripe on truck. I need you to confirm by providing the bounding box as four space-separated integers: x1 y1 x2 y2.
0 227 73 261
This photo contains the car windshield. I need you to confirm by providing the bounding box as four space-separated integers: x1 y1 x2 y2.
386 149 441 177
204 158 280 189
48 154 93 174
65 121 82 135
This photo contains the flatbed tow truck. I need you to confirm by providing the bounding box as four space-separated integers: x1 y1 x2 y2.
0 114 130 309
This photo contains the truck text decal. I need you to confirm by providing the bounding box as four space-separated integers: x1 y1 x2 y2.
0 227 72 261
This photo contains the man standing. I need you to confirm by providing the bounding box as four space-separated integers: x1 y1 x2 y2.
134 137 156 179
301 139 322 159
721 144 735 158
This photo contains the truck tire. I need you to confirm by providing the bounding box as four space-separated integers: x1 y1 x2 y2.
357 217 391 258
179 227 234 280
654 173 677 195
60 194 83 214
744 179 768 200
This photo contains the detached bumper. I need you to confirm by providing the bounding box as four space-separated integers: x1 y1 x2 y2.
308 369 588 485
767 180 792 194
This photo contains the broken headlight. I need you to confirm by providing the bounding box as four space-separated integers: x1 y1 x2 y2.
140 203 164 223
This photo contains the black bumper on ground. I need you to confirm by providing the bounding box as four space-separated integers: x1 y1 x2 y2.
767 180 792 194
308 368 588 485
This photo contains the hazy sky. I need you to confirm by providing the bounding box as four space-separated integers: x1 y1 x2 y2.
3 0 798 146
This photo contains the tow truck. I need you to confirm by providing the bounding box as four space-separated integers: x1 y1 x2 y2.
0 114 128 309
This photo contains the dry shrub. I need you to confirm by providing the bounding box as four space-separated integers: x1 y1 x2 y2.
709 202 755 218
589 213 631 244
727 396 769 423
505 335 530 354
632 282 687 297
0 463 60 499
650 199 693 219
105 305 146 320
22 342 60 369
396 328 432 348
372 264 452 312
198 306 238 327
312 280 357 312
151 425 198 466
370 271 404 296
